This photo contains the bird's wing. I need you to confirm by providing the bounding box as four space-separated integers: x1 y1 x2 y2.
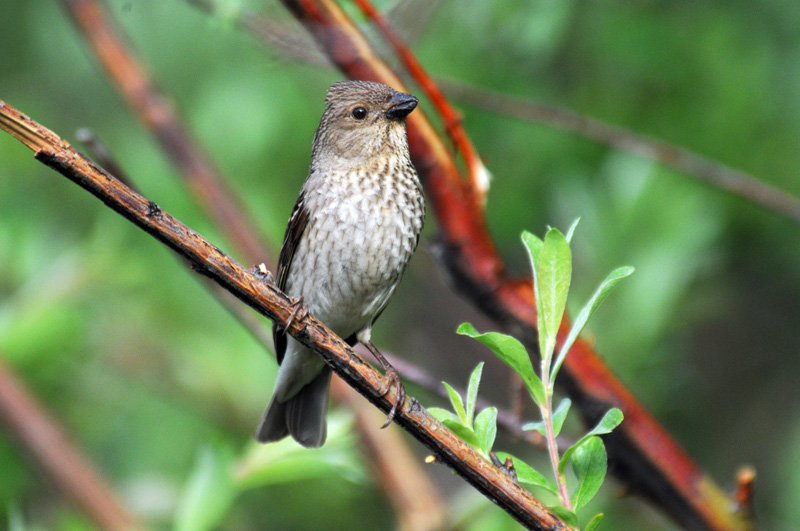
274 190 310 365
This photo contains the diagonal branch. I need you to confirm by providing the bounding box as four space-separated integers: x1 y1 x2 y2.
58 0 269 265
278 1 751 530
0 99 569 531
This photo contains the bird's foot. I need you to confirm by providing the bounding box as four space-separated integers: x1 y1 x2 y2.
379 365 406 429
285 296 308 330
363 341 406 428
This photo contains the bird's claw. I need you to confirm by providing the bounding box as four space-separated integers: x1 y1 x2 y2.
286 296 308 330
380 366 406 429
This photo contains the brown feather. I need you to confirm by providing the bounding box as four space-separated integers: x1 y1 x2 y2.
273 190 309 365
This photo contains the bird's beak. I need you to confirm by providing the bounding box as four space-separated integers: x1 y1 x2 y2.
386 92 418 120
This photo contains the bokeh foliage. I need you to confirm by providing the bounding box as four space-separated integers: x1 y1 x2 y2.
2 1 800 529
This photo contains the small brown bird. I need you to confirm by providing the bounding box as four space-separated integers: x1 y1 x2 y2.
256 80 425 447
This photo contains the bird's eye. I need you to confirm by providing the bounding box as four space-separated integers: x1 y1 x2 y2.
351 107 368 120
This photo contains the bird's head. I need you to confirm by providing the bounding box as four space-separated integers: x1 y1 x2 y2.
311 80 418 166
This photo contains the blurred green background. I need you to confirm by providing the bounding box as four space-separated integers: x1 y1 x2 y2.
2 1 800 529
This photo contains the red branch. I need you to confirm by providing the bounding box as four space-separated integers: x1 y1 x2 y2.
352 0 488 201
281 1 750 530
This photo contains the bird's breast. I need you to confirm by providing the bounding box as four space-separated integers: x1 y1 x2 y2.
287 165 424 332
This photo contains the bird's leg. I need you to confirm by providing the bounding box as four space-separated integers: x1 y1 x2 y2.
284 296 309 331
363 340 406 428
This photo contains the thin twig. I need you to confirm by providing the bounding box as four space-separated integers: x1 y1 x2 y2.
439 78 800 224
76 128 133 187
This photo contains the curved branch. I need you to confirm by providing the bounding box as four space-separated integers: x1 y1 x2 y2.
0 100 568 531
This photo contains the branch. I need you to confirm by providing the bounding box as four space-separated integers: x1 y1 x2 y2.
277 1 751 529
58 0 269 265
438 78 800 224
0 355 138 530
0 100 568 531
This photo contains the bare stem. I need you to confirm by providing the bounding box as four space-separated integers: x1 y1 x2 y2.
543 389 571 511
539 347 572 511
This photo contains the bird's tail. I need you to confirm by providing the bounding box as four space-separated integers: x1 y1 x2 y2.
256 368 332 448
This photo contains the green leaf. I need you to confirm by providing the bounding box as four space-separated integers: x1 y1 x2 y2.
559 408 623 474
551 398 572 437
496 452 558 495
564 217 581 243
521 230 543 273
522 231 545 354
443 381 467 425
175 445 236 531
427 407 461 425
466 362 484 427
522 398 570 437
442 418 480 448
521 419 545 435
571 436 607 511
549 506 578 527
537 228 572 366
584 513 605 531
521 231 544 354
588 408 624 436
474 407 497 455
457 323 545 407
551 266 634 382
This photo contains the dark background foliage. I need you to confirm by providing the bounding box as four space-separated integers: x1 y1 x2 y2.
2 1 800 529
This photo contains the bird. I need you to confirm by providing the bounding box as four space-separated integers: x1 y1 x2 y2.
256 80 425 448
